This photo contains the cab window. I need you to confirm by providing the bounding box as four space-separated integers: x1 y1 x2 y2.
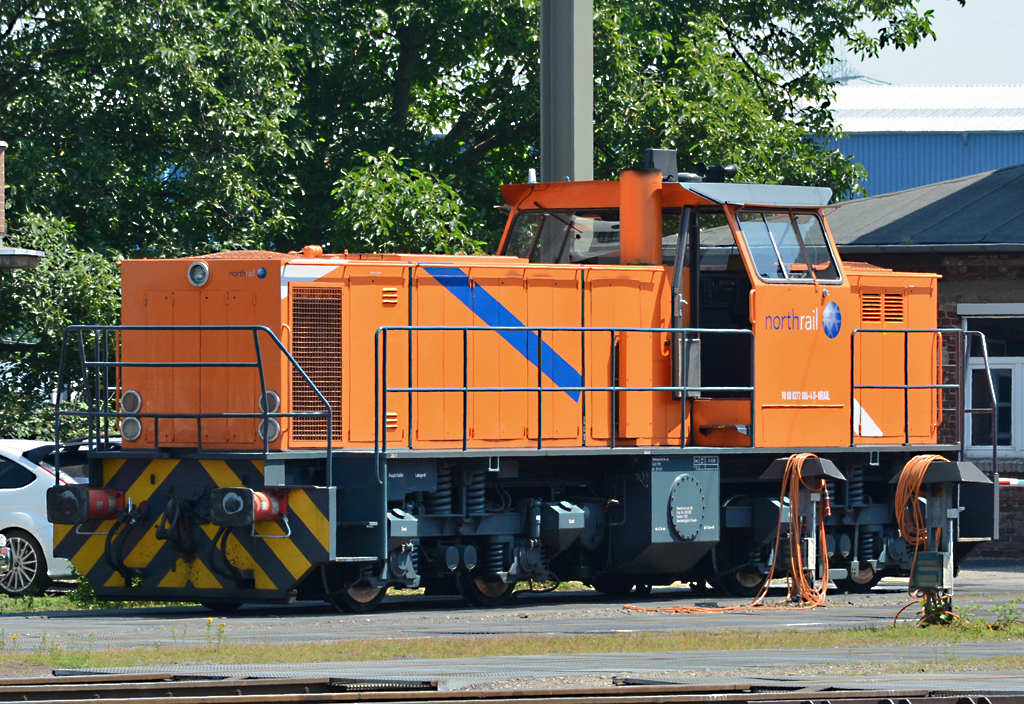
503 209 683 265
736 210 839 283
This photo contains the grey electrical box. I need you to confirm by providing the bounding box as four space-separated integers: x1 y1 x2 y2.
910 551 952 590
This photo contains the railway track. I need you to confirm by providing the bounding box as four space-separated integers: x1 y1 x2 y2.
0 673 1018 704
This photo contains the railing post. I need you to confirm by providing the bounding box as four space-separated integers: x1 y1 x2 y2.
904 330 910 445
680 330 687 448
463 328 469 452
374 328 380 485
382 329 389 473
610 330 617 449
53 329 70 485
537 328 543 451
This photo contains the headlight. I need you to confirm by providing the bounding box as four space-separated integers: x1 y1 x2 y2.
258 418 280 442
121 389 142 414
259 390 280 414
187 261 210 287
121 416 143 442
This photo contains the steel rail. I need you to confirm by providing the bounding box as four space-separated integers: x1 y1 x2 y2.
0 673 1018 704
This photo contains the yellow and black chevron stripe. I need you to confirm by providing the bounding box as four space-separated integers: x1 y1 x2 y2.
53 458 333 600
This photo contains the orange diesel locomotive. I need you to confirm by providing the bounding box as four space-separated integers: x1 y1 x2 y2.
47 155 997 610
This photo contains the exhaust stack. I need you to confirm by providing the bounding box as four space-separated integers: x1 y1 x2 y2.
619 168 663 266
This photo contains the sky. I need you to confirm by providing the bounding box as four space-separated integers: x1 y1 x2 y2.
847 0 1022 85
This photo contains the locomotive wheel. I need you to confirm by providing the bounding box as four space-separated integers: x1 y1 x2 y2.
591 576 635 598
836 566 882 594
331 584 387 613
720 565 768 598
457 573 515 608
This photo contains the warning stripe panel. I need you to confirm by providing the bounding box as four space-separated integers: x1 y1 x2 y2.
54 458 333 599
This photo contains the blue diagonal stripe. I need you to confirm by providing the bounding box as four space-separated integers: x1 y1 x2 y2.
422 267 582 402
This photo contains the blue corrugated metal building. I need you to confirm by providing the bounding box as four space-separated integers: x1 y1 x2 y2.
830 85 1024 196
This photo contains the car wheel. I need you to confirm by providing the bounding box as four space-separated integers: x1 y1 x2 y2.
0 529 49 597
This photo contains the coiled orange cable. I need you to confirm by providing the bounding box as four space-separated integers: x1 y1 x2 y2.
893 454 952 626
626 452 829 614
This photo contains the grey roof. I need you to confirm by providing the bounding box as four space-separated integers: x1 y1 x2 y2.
833 85 1024 133
826 163 1024 252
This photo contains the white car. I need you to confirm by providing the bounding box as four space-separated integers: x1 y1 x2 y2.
0 439 89 596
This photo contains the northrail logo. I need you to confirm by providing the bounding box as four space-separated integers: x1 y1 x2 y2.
822 301 842 339
229 268 268 279
764 302 842 338
764 307 819 332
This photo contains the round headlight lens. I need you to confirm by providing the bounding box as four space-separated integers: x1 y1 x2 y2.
258 418 281 443
121 389 142 414
121 416 143 442
187 261 210 287
259 390 281 414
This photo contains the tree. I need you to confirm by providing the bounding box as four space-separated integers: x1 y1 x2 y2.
332 151 480 254
0 213 120 437
2 0 960 257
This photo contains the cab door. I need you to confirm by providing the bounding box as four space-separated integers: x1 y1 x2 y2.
729 207 853 448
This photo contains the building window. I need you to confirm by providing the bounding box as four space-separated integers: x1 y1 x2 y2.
965 315 1024 457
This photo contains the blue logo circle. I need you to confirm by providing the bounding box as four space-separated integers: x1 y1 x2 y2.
822 301 842 339
257 267 267 279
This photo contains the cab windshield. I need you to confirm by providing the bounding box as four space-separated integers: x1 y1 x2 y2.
735 210 840 283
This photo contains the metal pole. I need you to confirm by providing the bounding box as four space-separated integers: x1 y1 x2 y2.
539 0 593 183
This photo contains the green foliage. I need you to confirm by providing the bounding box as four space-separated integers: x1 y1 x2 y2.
0 213 120 438
2 0 955 257
332 151 480 254
991 597 1023 630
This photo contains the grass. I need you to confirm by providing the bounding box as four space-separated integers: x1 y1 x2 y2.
3 619 1024 672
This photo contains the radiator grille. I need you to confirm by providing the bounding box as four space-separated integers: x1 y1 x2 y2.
861 293 882 323
884 292 905 323
291 287 343 441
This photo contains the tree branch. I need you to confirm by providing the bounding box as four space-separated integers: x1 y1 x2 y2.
390 23 421 129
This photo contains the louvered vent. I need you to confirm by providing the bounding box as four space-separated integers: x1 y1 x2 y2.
884 292 905 323
861 293 882 323
291 287 343 441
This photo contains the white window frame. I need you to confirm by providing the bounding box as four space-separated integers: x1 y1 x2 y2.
962 308 1024 459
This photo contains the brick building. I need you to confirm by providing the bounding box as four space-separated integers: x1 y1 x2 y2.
828 163 1024 558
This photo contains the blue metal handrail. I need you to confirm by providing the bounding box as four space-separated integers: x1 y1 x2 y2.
54 325 334 486
373 324 756 464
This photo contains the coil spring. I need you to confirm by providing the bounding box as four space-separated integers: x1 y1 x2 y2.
847 466 865 506
411 543 420 574
859 531 877 561
481 541 505 573
425 467 453 514
466 470 486 515
825 480 836 503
